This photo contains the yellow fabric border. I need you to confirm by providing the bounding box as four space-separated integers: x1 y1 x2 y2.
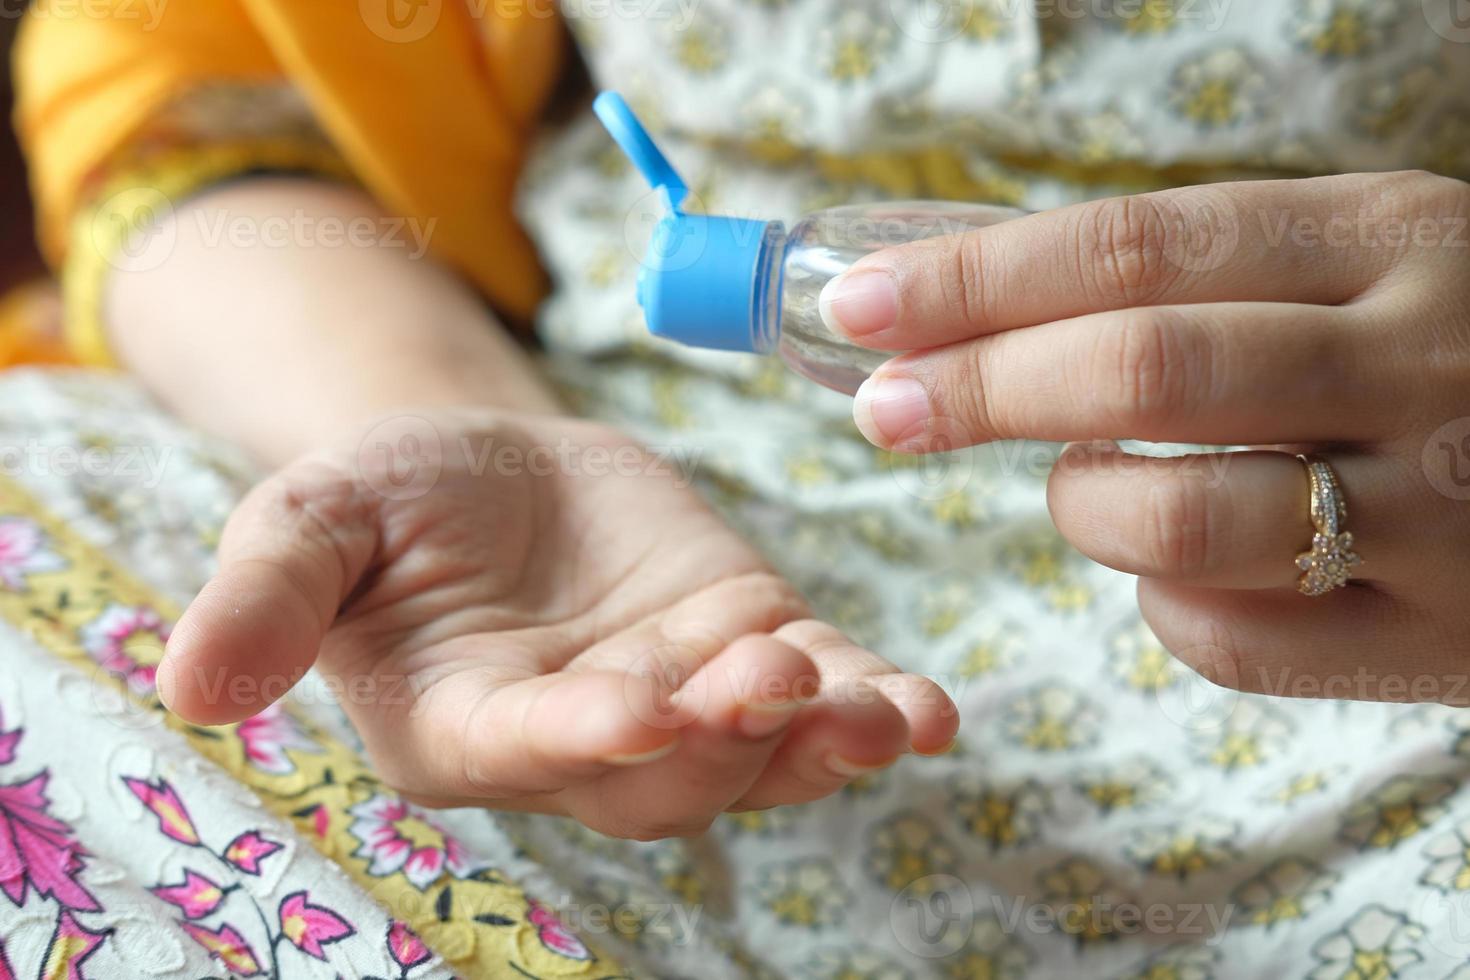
61 140 355 369
0 470 630 979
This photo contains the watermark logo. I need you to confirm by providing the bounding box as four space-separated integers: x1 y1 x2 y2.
1424 0 1470 43
361 0 442 41
890 874 976 958
357 416 444 502
1162 191 1241 274
1152 642 1240 733
1422 417 1470 501
624 645 707 731
95 187 178 275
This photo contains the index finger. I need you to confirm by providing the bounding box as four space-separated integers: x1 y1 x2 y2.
818 173 1401 351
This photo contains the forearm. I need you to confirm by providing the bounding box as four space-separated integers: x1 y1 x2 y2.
104 177 562 467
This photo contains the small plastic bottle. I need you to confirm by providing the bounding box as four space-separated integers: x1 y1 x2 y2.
594 92 1029 395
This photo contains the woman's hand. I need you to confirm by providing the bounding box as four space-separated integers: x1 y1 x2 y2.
158 410 957 839
821 170 1470 704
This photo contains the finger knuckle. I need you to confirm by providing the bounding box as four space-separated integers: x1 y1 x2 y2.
1138 475 1221 580
1075 195 1181 307
942 231 997 329
1358 170 1459 224
947 341 1006 441
1099 309 1202 434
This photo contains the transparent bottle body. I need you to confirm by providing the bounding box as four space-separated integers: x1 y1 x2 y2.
766 201 1029 395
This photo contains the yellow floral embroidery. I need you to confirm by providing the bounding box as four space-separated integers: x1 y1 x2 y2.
1076 759 1172 814
1309 905 1423 979
1109 0 1179 34
1420 818 1470 892
1109 621 1183 692
646 842 705 906
941 916 1032 978
866 813 958 892
819 8 897 82
953 778 1049 850
1231 857 1339 927
1125 819 1236 879
1003 684 1101 752
955 621 1023 678
1118 943 1219 980
755 859 850 928
1037 859 1133 945
1195 702 1292 771
1340 775 1455 851
1289 0 1398 59
948 0 1014 41
1169 48 1269 128
1266 770 1333 806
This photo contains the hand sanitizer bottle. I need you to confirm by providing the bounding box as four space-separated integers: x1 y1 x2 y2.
594 92 1029 395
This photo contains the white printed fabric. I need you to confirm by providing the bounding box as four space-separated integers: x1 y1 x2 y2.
511 0 1470 976
5 0 1470 978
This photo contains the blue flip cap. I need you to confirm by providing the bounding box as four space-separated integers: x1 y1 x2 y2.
593 92 782 354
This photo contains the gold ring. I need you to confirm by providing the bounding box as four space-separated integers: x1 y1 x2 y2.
1294 456 1361 596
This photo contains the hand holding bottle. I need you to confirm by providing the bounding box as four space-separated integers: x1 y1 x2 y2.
821 172 1470 704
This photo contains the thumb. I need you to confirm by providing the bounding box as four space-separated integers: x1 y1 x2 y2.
159 460 379 725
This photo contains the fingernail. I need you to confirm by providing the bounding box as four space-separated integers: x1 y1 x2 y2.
156 657 177 712
853 376 931 448
820 269 898 338
605 739 680 767
825 752 893 778
914 739 957 758
738 700 801 739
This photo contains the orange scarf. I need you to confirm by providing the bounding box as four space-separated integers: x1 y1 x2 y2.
14 0 563 325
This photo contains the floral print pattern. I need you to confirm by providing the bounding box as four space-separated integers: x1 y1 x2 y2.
151 869 228 919
0 702 107 979
0 518 64 590
347 794 488 891
0 715 96 914
78 603 169 695
235 703 322 776
4 0 1470 975
279 890 355 960
0 448 619 978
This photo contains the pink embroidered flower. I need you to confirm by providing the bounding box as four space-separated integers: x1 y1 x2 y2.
223 831 282 876
235 704 321 776
151 870 226 919
278 891 354 960
78 603 170 695
0 518 64 591
528 899 591 961
0 937 14 980
122 777 200 846
41 909 108 980
346 795 488 891
386 920 430 971
179 921 262 977
0 771 98 911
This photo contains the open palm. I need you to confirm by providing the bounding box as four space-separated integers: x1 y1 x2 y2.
160 410 957 838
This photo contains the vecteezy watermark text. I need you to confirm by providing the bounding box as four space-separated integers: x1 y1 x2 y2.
3 0 169 30
0 439 172 489
890 874 1233 959
357 417 705 502
191 209 438 260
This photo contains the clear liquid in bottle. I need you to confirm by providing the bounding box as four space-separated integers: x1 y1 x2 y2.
770 202 1027 395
